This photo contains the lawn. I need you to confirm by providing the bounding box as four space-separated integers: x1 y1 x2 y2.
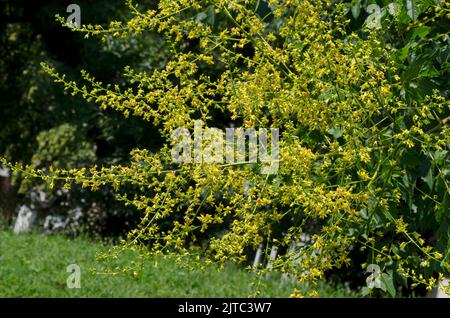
0 231 358 297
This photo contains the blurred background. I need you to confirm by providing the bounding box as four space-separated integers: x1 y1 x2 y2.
0 0 169 238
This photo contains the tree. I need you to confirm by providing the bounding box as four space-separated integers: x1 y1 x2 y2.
2 0 449 296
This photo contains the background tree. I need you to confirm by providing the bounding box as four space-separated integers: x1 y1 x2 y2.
0 0 167 236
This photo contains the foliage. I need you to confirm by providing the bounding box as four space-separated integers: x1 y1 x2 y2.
0 0 168 236
2 0 449 296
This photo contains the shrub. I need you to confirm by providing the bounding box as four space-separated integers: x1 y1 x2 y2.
2 0 449 296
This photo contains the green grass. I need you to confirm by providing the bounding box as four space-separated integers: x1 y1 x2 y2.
0 231 358 297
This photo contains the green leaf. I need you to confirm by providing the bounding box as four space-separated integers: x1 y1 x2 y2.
206 5 216 27
422 166 434 191
379 280 387 292
406 0 419 21
352 2 361 19
361 286 370 296
410 26 432 40
397 0 420 23
395 44 411 62
437 192 450 223
381 273 396 297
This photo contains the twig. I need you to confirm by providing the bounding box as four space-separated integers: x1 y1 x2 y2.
428 115 450 134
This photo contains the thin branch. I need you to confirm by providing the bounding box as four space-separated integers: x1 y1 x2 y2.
428 115 450 134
